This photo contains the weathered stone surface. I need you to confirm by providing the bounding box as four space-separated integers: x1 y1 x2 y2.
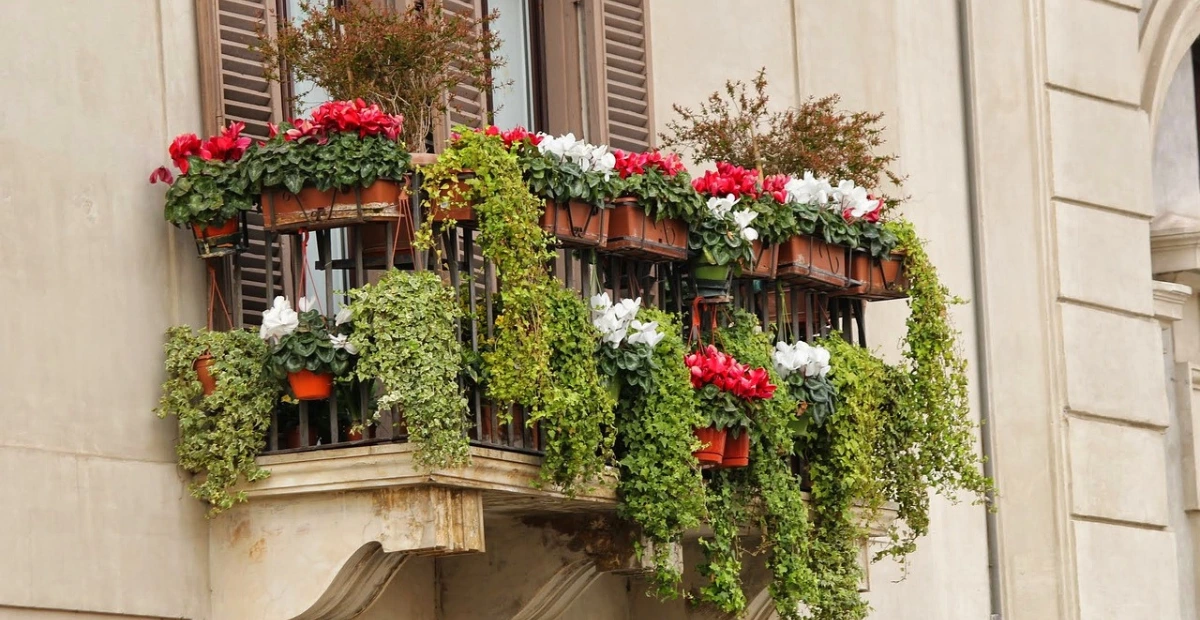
1068 416 1170 526
1045 0 1140 103
1056 201 1153 315
1049 90 1152 215
1075 521 1180 620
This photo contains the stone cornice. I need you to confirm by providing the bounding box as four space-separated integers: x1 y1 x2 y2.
1151 215 1200 275
1153 280 1193 322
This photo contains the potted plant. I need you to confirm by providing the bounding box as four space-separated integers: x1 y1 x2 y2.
738 173 796 279
241 99 412 233
773 172 856 289
516 132 620 248
684 345 775 467
687 167 760 299
772 339 836 438
150 124 254 258
602 149 698 261
840 214 907 301
156 326 278 515
260 296 356 400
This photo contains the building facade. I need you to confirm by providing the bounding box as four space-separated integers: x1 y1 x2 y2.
4 0 1200 618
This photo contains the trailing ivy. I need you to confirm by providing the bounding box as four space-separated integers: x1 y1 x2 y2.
156 327 278 516
698 469 749 615
600 307 706 597
345 269 470 469
719 310 818 619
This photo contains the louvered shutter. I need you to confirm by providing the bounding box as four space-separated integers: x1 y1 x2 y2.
196 0 290 327
435 0 490 149
585 0 654 151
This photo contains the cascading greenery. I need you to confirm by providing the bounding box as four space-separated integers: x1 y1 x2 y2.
345 269 470 469
423 128 614 496
156 327 278 516
599 307 706 597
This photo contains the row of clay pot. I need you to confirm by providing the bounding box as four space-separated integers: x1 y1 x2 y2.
692 425 751 469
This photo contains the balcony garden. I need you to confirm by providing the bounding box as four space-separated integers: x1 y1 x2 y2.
152 4 992 618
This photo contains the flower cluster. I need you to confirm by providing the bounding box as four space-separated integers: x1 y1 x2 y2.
271 99 404 144
472 125 543 150
761 173 790 205
259 296 357 353
537 132 616 177
692 162 761 199
784 170 882 223
152 122 250 184
772 340 831 379
705 195 759 243
685 345 776 400
590 293 663 348
613 150 685 179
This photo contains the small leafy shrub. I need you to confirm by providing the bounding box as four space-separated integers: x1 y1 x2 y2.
150 123 254 226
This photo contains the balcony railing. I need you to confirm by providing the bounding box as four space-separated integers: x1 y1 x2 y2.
237 173 868 456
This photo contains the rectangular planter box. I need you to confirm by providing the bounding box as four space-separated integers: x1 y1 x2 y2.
600 198 688 261
840 252 908 300
540 199 609 248
425 171 477 227
776 234 852 290
737 240 778 279
261 178 411 233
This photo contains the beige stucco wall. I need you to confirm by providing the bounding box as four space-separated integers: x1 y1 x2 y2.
0 0 211 618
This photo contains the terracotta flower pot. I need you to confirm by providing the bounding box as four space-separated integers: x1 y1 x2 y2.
718 428 751 468
193 352 216 396
346 424 375 442
540 199 609 248
692 262 733 299
693 425 728 466
600 198 688 261
191 217 241 258
840 252 908 301
261 178 411 233
738 239 778 279
427 171 478 225
776 234 852 290
287 369 334 401
284 426 320 449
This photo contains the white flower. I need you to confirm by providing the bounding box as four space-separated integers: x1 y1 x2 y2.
259 296 299 343
591 295 642 348
627 320 664 348
613 297 642 321
784 171 832 205
296 296 317 313
590 145 616 177
741 226 759 242
832 179 863 207
590 292 612 317
731 209 759 242
538 132 579 159
329 333 359 355
335 306 353 326
706 194 739 219
805 345 831 378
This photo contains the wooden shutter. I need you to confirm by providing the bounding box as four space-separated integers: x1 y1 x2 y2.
585 0 654 151
435 0 490 149
196 0 289 327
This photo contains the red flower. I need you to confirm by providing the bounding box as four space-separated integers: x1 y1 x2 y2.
692 162 761 199
496 126 540 150
148 166 174 185
168 133 201 173
683 345 776 401
306 99 404 141
200 122 251 162
762 174 789 204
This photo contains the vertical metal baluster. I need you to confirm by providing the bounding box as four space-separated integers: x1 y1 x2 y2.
484 260 495 339
582 251 593 299
564 249 575 291
465 231 482 443
299 401 310 448
759 287 769 329
290 233 310 447
317 230 339 444
412 169 425 272
854 300 867 346
800 290 811 342
352 227 369 437
672 265 683 315
266 232 279 451
384 221 396 271
376 224 395 439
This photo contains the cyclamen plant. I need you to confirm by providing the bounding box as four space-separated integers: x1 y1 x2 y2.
773 340 836 427
688 194 759 267
259 296 357 383
150 122 254 226
591 293 666 393
516 132 623 207
241 99 411 195
783 170 897 256
685 345 776 435
613 149 704 221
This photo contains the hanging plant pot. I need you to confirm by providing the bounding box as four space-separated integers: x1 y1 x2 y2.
737 240 778 279
600 197 688 261
692 261 733 299
693 425 728 465
287 369 334 401
718 428 751 468
776 234 852 290
193 352 216 396
191 217 242 258
540 199 609 248
839 251 909 300
260 178 411 233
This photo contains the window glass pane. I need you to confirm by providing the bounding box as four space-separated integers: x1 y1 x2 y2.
490 0 534 129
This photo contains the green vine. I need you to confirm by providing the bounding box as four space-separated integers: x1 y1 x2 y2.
698 469 748 615
345 269 470 469
156 327 278 516
600 307 706 597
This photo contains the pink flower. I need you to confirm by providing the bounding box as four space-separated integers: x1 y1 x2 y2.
148 166 174 185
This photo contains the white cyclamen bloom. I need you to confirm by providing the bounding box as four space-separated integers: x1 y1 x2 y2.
626 320 665 349
784 171 832 205
296 296 318 313
591 295 642 348
804 345 831 378
613 297 642 322
773 340 812 378
832 179 862 207
537 132 579 159
732 209 759 242
589 145 616 178
334 306 352 326
260 296 299 343
329 333 359 355
845 193 880 219
706 194 739 219
589 292 612 318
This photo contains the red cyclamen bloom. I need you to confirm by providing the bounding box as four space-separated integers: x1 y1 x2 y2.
306 99 404 141
148 166 174 185
613 150 685 179
168 133 202 173
691 162 761 199
762 174 790 205
200 122 251 162
684 345 776 401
